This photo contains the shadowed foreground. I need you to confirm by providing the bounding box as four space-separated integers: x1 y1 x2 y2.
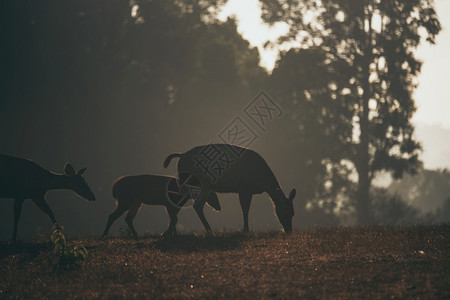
0 225 449 299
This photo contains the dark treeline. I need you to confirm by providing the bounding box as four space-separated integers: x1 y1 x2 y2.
0 0 444 239
384 167 450 223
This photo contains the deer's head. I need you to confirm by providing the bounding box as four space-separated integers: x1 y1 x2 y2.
64 163 96 201
274 188 296 234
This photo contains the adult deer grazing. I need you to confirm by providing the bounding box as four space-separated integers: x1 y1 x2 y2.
164 144 296 233
0 154 96 240
102 175 221 238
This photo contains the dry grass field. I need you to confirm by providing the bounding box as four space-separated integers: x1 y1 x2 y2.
1 225 449 299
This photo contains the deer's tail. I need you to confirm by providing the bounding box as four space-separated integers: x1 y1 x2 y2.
163 153 183 169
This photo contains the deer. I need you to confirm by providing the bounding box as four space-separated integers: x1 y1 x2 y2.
0 154 96 240
163 143 296 233
102 174 221 238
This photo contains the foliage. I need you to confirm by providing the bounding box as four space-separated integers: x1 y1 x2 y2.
263 0 441 223
387 167 450 213
1 0 445 232
0 0 266 241
268 46 354 206
2 0 264 108
371 187 420 225
385 167 450 223
126 0 266 106
49 224 88 271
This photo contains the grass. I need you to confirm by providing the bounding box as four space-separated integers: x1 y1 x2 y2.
0 225 449 299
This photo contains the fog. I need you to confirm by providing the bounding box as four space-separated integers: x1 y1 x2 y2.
1 0 448 240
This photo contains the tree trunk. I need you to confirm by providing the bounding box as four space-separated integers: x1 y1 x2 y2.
356 6 374 224
357 78 373 224
356 155 372 224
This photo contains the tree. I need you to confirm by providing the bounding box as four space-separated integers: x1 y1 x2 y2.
371 188 420 225
387 167 450 213
119 0 266 107
269 47 354 216
0 0 268 237
261 0 441 223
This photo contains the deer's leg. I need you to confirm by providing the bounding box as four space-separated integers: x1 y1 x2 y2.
125 202 141 238
163 205 179 237
194 192 212 233
103 205 128 237
32 197 56 224
239 193 253 232
12 198 25 241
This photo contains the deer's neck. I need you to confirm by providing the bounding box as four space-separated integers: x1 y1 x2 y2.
45 173 74 191
267 182 284 205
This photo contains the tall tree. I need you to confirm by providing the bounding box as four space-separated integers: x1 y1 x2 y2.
261 0 441 223
0 0 269 238
121 0 265 106
269 47 353 213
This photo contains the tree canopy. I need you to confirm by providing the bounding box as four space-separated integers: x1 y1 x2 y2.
262 0 441 222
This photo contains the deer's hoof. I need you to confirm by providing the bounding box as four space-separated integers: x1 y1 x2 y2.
161 231 172 239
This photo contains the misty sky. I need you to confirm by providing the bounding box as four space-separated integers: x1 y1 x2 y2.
219 0 450 169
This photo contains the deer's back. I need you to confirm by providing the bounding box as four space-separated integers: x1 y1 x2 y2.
113 175 171 206
0 154 50 198
178 144 276 194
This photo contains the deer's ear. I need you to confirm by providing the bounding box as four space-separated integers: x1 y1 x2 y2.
77 167 87 176
288 188 296 202
64 163 76 176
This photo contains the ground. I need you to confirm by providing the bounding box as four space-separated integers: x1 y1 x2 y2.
0 225 449 299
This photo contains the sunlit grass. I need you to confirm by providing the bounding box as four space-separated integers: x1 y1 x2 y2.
0 225 449 298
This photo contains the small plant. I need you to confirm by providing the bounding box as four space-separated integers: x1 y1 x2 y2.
49 223 88 271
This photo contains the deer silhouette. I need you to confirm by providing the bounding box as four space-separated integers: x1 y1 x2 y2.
102 174 221 238
0 154 96 240
164 144 296 233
